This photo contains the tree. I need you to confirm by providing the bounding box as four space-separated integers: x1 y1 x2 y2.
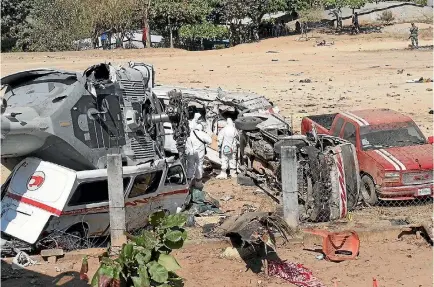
1 0 33 51
221 0 306 44
323 0 368 29
150 0 212 48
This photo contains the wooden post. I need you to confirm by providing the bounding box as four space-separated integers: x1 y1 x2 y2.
280 146 299 228
107 154 127 252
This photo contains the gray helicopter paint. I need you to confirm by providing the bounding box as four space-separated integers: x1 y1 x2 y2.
1 62 172 171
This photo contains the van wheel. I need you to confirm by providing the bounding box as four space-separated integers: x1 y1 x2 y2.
361 175 378 205
235 117 263 131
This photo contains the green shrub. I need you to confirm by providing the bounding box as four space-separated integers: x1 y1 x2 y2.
91 211 187 287
377 10 395 24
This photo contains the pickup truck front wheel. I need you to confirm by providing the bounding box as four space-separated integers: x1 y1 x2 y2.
361 175 378 205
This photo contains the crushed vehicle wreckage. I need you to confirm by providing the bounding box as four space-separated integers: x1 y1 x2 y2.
0 62 191 253
1 66 361 254
154 86 361 222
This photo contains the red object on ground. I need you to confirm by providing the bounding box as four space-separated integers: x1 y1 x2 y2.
373 278 378 287
303 229 360 262
267 260 326 287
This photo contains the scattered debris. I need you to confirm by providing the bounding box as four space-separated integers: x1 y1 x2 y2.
268 260 326 287
289 72 303 76
216 212 293 249
388 218 410 226
299 79 312 83
399 224 433 246
427 88 433 91
397 69 404 74
303 229 360 262
41 248 64 264
316 40 334 46
241 204 257 213
11 251 37 269
406 77 433 83
220 195 234 202
185 188 222 216
195 215 226 227
79 256 89 281
369 66 380 68
221 247 255 260
429 110 433 114
407 73 412 76
272 59 279 62
266 51 279 53
288 59 298 62
387 93 400 97
315 254 325 260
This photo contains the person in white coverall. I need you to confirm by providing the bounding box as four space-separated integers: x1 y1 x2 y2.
186 123 212 188
216 118 239 179
189 113 201 130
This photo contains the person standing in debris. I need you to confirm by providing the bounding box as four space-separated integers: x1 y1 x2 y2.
216 118 239 179
189 113 201 130
186 123 212 188
409 23 419 49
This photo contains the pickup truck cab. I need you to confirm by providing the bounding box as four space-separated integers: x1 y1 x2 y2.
301 109 433 204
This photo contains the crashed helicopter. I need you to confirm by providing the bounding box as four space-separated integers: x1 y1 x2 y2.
0 62 191 252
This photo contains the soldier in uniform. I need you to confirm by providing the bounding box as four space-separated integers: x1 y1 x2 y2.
409 23 418 49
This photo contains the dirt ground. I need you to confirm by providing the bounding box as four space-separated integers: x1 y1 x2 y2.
1 26 433 286
1 25 433 182
1 235 432 287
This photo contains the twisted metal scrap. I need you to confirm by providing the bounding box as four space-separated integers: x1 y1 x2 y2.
167 90 190 161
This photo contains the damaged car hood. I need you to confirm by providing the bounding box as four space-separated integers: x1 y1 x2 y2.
366 144 433 171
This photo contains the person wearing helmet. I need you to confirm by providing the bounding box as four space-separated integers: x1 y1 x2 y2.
185 123 212 188
216 118 239 179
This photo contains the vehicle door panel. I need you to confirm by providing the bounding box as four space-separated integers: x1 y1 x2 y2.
151 164 189 214
125 170 164 231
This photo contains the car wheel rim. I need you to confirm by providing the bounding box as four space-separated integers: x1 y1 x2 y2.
361 181 371 201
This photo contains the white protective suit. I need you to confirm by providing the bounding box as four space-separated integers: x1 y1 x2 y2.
189 113 201 131
216 118 239 179
185 124 212 183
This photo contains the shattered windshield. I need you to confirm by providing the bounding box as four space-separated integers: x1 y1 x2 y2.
360 122 426 150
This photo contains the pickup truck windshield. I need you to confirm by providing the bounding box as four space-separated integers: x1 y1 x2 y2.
360 122 426 150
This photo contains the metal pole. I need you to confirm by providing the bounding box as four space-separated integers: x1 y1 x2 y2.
281 146 299 228
107 154 127 251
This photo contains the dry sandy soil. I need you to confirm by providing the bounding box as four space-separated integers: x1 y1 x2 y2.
1 25 433 181
1 234 432 287
1 26 433 286
1 178 432 287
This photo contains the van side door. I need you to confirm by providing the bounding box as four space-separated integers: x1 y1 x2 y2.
151 164 189 214
124 170 164 231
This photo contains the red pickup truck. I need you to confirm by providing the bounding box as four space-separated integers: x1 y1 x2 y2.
301 109 433 204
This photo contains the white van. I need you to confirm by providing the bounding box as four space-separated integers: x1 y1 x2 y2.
1 157 189 250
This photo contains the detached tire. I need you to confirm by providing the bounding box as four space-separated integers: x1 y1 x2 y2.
235 117 263 131
361 175 378 205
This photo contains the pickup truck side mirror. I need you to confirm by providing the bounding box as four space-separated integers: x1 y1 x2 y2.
428 136 433 144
